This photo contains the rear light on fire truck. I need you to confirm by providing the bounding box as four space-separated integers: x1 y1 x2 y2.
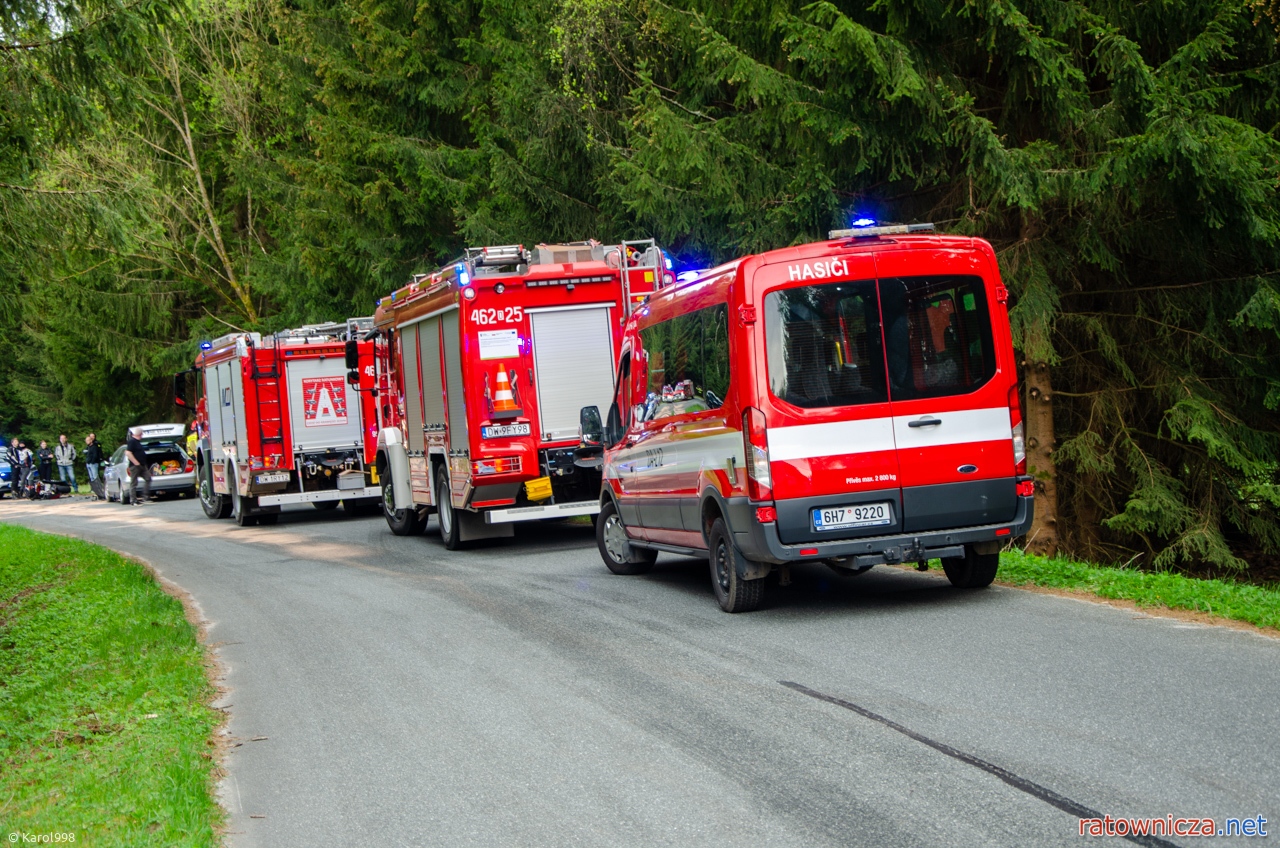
472 456 521 476
742 407 773 501
1009 385 1026 476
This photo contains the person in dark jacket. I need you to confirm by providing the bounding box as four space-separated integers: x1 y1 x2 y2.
36 440 54 483
126 427 151 504
84 433 105 500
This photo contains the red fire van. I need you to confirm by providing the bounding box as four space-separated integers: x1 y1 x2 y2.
582 223 1034 612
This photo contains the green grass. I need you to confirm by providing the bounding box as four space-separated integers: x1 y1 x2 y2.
979 548 1280 632
0 524 222 846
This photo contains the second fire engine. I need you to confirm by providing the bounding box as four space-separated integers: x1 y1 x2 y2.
373 240 670 548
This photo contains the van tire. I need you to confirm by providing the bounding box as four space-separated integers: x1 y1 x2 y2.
942 546 999 588
709 518 764 613
435 465 464 550
596 499 656 575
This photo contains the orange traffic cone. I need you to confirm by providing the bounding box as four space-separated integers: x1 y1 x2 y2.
493 364 520 415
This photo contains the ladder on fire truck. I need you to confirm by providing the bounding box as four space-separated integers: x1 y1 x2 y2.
246 336 284 453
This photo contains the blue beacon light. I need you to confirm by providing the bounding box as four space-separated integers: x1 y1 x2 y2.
851 217 877 228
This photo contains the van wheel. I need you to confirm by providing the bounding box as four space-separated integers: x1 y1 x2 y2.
941 545 1000 588
435 465 464 550
199 464 230 519
596 499 656 575
709 518 764 613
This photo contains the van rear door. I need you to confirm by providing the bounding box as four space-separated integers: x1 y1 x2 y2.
757 253 905 544
873 249 1017 532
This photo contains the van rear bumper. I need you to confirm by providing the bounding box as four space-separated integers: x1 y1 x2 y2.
727 484 1035 567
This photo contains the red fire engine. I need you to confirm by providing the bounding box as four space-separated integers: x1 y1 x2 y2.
372 240 670 548
175 319 382 526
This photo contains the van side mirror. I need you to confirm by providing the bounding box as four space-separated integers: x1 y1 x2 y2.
344 339 359 370
173 371 189 409
579 405 604 446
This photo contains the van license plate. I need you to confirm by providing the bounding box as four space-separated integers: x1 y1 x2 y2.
255 473 289 485
481 423 531 439
812 502 893 531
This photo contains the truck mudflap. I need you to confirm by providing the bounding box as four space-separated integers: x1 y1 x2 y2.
483 500 601 524
726 488 1035 567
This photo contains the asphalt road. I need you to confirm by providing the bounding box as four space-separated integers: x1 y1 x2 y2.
2 496 1277 847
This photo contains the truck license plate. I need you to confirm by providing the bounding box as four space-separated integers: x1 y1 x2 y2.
481 423 531 439
812 502 892 531
255 472 290 485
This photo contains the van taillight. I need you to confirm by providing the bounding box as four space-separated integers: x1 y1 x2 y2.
1009 385 1026 476
742 407 772 501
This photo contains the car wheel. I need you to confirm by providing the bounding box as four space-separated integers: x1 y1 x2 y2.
708 517 764 613
435 464 463 550
121 482 133 505
595 499 656 575
941 545 1000 588
199 464 231 519
382 475 424 535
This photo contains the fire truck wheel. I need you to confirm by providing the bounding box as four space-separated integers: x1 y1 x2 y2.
708 518 764 613
232 492 258 527
596 499 656 575
199 465 230 519
941 546 1000 589
435 465 465 550
382 476 424 536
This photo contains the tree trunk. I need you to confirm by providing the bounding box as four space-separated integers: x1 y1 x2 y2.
1023 348 1059 556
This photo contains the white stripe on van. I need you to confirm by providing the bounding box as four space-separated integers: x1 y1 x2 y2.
769 406 1010 462
891 407 1011 447
769 418 896 461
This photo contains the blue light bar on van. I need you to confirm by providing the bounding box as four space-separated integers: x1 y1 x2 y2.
829 222 935 239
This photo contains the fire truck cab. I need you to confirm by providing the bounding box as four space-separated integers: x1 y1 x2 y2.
583 224 1035 612
373 240 669 548
176 319 382 526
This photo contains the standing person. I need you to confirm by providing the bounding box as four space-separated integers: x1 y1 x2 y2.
14 440 33 498
36 440 54 483
5 437 16 497
54 433 77 492
84 433 105 500
125 427 152 505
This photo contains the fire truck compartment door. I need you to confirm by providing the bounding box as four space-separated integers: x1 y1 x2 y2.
442 310 469 452
418 317 446 433
529 306 615 442
285 357 364 452
400 323 424 454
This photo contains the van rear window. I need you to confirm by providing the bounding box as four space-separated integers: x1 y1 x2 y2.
764 275 995 408
764 280 888 408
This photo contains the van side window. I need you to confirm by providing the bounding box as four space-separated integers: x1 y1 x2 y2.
879 275 995 400
636 304 730 421
764 280 887 408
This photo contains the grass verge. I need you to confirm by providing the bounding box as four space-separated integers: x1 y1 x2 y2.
975 548 1280 633
0 524 222 846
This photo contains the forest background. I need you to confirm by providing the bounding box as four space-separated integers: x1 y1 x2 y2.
3 0 1280 577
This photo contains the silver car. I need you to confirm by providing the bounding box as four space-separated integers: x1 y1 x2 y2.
104 424 197 503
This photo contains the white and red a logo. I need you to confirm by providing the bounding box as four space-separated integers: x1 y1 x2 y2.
302 377 348 427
